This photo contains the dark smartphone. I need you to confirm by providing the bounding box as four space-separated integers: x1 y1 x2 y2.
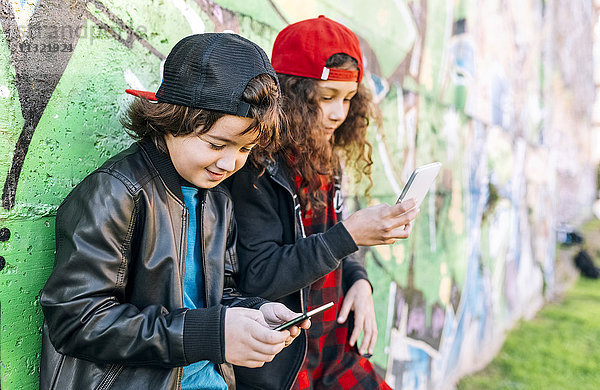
274 302 334 331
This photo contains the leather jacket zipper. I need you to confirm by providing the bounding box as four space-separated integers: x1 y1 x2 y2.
94 364 124 390
177 207 189 390
175 366 183 390
198 191 209 308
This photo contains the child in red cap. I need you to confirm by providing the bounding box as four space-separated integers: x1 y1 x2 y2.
228 16 419 389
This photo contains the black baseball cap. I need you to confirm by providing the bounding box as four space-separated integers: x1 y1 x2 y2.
125 33 277 117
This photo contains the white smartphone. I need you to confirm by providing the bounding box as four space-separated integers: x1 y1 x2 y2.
274 302 334 331
396 162 442 207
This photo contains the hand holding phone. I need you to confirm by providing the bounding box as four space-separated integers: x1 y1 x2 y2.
274 302 334 331
341 164 440 246
396 162 442 208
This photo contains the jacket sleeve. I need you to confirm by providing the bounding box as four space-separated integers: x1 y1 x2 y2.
41 171 223 367
227 166 359 301
341 249 370 293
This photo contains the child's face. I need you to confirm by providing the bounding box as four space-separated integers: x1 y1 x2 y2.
316 79 358 141
164 115 256 188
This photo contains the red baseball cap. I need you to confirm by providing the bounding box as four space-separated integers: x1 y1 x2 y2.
271 15 363 83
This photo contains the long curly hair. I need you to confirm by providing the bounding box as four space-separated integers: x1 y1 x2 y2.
274 54 377 209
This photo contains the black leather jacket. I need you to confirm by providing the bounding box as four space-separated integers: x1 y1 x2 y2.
40 141 264 390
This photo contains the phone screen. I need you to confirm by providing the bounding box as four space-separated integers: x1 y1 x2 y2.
274 302 334 331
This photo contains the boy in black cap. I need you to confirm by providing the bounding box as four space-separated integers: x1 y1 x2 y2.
39 33 308 390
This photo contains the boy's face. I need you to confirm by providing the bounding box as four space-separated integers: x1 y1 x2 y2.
316 79 358 141
164 115 256 188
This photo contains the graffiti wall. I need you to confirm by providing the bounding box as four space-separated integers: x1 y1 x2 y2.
0 0 595 389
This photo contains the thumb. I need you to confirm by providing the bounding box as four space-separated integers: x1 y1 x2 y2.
271 303 298 322
245 308 270 328
254 313 270 328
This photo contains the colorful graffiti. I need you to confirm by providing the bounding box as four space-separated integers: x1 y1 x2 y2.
0 0 596 389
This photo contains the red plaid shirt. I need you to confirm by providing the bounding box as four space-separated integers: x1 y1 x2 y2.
292 175 392 390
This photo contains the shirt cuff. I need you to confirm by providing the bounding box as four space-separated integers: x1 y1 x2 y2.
183 305 225 364
321 222 359 260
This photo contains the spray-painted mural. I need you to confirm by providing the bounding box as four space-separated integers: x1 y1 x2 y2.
0 0 596 389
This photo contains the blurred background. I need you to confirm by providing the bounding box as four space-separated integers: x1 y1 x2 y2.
1 0 598 389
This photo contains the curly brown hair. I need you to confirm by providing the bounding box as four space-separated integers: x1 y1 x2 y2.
121 73 281 162
273 54 377 209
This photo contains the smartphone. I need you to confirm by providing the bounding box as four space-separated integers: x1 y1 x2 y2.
396 162 442 207
274 302 335 331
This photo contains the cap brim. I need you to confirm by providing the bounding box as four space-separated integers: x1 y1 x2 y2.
125 89 157 101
